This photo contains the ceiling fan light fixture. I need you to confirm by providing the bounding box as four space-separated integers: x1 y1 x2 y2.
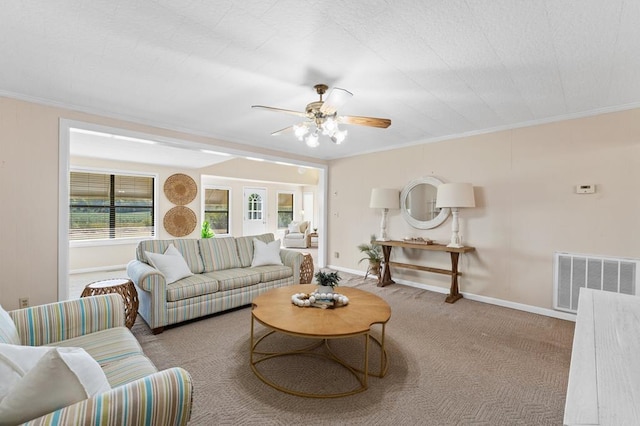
293 123 309 141
331 129 348 145
305 132 319 148
321 117 338 135
253 83 390 148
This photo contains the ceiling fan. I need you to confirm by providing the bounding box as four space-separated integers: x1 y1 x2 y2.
252 84 391 147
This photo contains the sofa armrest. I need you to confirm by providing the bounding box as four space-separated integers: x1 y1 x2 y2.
127 260 167 293
9 294 125 347
280 249 304 282
22 367 193 426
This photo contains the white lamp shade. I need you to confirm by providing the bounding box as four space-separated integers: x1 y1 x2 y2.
370 188 399 209
435 183 475 208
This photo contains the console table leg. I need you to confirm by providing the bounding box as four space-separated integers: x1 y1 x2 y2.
379 246 395 287
445 252 463 303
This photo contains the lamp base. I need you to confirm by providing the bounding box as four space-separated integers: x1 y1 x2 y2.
446 242 464 248
379 208 390 242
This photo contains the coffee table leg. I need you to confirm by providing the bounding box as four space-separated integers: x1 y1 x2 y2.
250 314 255 366
380 323 387 377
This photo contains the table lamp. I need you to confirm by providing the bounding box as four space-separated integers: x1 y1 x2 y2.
435 183 475 248
370 188 399 241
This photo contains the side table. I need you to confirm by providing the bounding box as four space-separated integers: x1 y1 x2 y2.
307 232 318 248
81 278 139 329
299 252 314 284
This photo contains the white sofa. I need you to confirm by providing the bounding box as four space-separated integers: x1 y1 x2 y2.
283 221 310 248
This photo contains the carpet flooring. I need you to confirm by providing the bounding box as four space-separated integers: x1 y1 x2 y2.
131 276 575 425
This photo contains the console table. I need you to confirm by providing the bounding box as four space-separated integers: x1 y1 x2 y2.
375 240 475 303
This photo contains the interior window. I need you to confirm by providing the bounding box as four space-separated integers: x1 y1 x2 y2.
69 171 154 241
277 193 294 228
204 188 230 234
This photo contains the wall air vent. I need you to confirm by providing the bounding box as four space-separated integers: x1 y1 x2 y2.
554 252 639 313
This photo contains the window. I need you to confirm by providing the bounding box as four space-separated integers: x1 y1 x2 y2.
247 193 263 220
69 171 155 241
277 192 294 228
204 188 230 234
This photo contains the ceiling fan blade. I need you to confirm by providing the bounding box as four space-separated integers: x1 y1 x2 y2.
320 88 353 115
252 105 308 118
339 115 392 128
270 125 295 136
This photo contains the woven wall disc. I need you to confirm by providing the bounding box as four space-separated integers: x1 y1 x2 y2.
164 173 197 205
164 206 197 237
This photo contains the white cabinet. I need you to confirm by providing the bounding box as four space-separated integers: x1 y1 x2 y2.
564 288 640 425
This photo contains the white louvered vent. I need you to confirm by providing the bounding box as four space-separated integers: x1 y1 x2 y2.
554 252 640 313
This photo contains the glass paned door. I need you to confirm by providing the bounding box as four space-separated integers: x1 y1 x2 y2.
243 187 267 235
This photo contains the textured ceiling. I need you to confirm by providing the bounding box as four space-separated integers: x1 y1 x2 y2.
2 0 640 160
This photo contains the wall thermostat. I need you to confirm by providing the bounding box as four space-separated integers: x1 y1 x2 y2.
575 184 596 194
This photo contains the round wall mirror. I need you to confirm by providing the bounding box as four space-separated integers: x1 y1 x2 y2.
400 176 450 229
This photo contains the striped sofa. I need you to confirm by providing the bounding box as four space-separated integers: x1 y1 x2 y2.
2 294 192 425
127 233 304 334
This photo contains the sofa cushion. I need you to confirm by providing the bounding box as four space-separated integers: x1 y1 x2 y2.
236 233 275 267
145 244 194 284
285 233 305 239
203 268 262 292
137 239 204 274
199 237 242 272
166 274 220 302
52 327 143 365
251 238 284 267
0 304 19 345
99 353 158 388
0 345 111 425
249 265 294 282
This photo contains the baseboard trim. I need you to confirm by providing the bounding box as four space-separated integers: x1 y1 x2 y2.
69 264 128 275
328 265 576 322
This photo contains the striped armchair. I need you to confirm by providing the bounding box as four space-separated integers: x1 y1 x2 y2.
2 294 192 426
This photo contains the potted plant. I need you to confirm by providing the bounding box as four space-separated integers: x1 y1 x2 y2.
314 270 341 294
357 234 383 278
201 221 215 238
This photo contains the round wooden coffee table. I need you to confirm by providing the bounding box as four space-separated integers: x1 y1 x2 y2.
81 278 139 329
250 284 391 398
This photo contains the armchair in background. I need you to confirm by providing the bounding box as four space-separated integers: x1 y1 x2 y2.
283 221 310 248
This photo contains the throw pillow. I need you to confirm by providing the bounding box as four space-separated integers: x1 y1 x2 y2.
251 238 283 267
0 305 19 345
287 222 300 233
0 344 111 425
145 244 194 284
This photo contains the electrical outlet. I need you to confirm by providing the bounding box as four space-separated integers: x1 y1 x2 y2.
19 297 29 308
334 251 340 259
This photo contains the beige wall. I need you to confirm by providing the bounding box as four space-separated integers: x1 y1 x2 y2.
2 93 639 312
0 96 324 309
68 157 318 272
1 98 61 309
69 156 200 272
327 109 640 310
199 174 309 240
